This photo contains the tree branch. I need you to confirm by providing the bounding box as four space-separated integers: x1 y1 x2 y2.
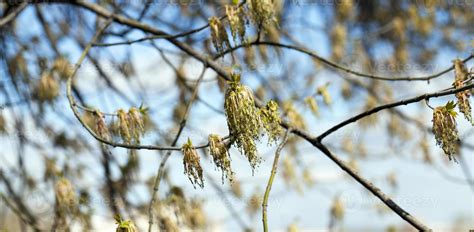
147 63 207 232
317 82 474 141
217 40 474 82
262 129 290 232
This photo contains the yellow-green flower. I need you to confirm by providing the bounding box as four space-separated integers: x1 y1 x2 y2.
432 101 459 160
128 107 145 143
259 100 281 144
182 138 204 188
209 16 230 54
226 5 247 43
114 215 137 232
248 0 278 27
453 59 472 125
117 109 131 144
224 73 263 171
208 134 233 183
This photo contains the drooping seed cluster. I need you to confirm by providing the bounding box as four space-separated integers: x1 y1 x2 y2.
182 139 204 188
94 110 110 140
432 101 459 161
453 59 472 125
208 134 233 183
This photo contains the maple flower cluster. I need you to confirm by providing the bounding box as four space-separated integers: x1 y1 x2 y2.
208 134 233 183
116 107 146 144
224 73 281 172
432 101 459 161
453 59 472 125
182 139 204 188
209 1 279 53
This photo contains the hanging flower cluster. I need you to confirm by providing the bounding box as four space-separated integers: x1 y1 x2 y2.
432 101 459 161
209 17 231 55
114 215 138 232
52 57 73 80
304 97 319 117
116 107 146 144
224 73 281 171
248 0 278 27
55 177 76 208
259 100 282 144
208 134 233 183
452 59 472 125
182 138 204 188
35 72 59 102
94 110 110 140
283 101 306 130
225 5 247 44
224 73 263 171
208 1 278 53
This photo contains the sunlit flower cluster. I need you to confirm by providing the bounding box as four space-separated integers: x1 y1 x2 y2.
182 138 204 188
208 134 233 183
225 5 247 44
453 59 472 125
114 215 138 232
224 73 263 171
248 0 278 27
35 72 59 102
209 17 231 55
55 177 76 208
283 101 306 130
432 101 459 161
52 57 73 80
259 100 282 144
94 110 110 140
116 107 146 144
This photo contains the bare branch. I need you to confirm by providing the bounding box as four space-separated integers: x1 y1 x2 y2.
317 82 474 141
262 129 291 232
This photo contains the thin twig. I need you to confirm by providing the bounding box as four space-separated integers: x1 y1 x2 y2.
92 0 247 47
65 20 213 151
0 2 28 28
316 82 474 141
216 40 474 82
147 64 208 232
262 129 291 232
